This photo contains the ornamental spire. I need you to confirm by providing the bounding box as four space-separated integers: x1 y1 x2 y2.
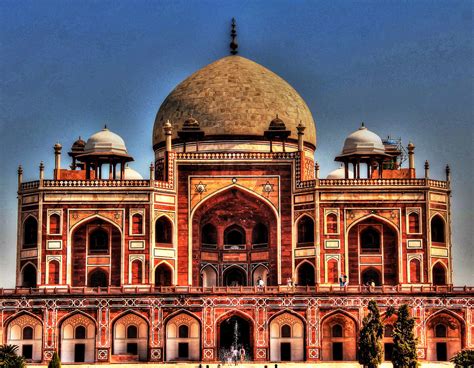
230 18 238 55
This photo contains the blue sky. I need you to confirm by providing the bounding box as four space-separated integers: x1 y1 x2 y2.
0 0 472 286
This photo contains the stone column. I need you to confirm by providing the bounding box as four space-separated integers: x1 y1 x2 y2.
96 301 111 362
149 303 164 361
306 298 320 361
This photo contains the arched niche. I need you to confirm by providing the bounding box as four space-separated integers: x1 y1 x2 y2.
60 313 96 363
165 312 200 361
155 263 173 286
426 311 464 361
201 265 217 287
297 215 314 247
112 312 148 361
269 312 305 361
321 312 358 361
6 313 43 361
296 261 315 286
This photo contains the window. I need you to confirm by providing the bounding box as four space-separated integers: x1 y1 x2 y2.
88 268 108 287
178 325 189 338
252 223 268 248
155 217 172 243
327 258 339 284
131 260 142 284
224 225 246 249
435 324 447 338
432 263 447 286
326 213 338 234
23 326 34 340
431 215 445 243
281 324 291 338
49 213 61 234
408 212 419 233
297 262 315 286
23 217 38 249
131 214 143 234
297 216 314 246
89 228 108 254
75 325 86 339
201 223 217 248
332 324 343 338
22 264 37 288
360 227 381 253
410 258 421 283
48 260 60 285
127 325 138 339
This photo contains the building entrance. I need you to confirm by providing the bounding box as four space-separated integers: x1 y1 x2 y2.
218 315 252 362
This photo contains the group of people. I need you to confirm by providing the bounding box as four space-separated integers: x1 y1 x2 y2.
222 346 246 365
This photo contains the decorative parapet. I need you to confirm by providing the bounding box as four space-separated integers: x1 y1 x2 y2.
175 151 297 160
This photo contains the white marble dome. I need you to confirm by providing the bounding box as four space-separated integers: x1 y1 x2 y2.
84 127 128 156
326 166 354 179
340 123 386 156
123 166 143 180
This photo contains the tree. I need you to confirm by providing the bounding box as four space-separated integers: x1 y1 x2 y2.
0 344 26 368
48 351 62 368
450 349 474 368
392 304 419 368
359 300 384 368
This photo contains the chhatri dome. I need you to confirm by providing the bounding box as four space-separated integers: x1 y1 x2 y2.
83 126 130 157
338 123 386 157
152 55 316 150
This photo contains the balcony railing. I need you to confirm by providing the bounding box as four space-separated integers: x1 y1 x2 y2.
1 285 471 296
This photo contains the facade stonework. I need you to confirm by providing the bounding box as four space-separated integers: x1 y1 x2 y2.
2 52 472 364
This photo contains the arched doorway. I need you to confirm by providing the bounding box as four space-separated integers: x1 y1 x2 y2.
361 268 381 286
112 313 148 361
218 314 253 362
432 262 447 285
426 312 464 361
321 312 357 361
223 266 247 286
6 314 43 361
21 263 37 288
348 217 398 285
155 263 172 286
296 262 315 286
201 265 217 287
192 187 278 287
165 313 200 361
60 313 96 363
269 313 305 361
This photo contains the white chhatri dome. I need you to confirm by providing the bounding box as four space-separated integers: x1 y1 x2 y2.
84 127 128 155
123 166 143 180
340 123 386 156
326 166 354 179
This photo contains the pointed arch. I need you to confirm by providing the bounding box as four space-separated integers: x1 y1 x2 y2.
5 311 43 361
59 311 97 363
430 214 446 243
22 215 38 249
70 213 123 234
223 264 248 286
295 260 315 286
154 261 173 286
200 264 217 287
165 310 201 361
432 261 448 285
155 216 173 244
112 310 149 361
321 310 358 361
252 264 269 286
296 214 314 246
269 310 306 362
20 262 37 288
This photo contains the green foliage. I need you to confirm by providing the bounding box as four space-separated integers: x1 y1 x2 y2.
358 300 384 368
0 344 26 368
48 351 62 368
450 349 474 368
392 304 419 368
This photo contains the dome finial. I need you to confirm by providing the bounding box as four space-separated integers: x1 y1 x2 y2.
230 18 238 55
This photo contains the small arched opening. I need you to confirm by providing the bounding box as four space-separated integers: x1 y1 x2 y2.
201 265 217 287
224 225 246 249
23 217 38 249
297 216 314 247
223 266 247 286
49 214 61 234
21 264 37 288
296 262 315 286
360 227 381 253
131 214 143 234
432 263 447 286
88 268 108 288
89 228 109 254
431 215 445 243
155 217 172 244
155 263 172 286
48 260 60 285
361 268 381 286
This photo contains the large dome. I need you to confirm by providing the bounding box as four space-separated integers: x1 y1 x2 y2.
153 56 316 149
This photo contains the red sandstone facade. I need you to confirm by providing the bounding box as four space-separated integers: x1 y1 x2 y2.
1 52 473 364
